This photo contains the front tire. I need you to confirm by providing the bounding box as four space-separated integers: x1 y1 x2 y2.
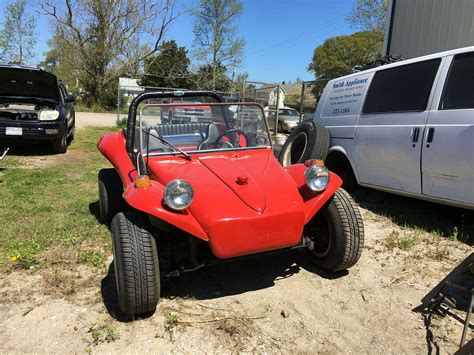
111 211 160 317
52 131 67 154
305 189 364 271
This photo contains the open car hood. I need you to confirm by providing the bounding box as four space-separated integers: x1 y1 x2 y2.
0 67 59 103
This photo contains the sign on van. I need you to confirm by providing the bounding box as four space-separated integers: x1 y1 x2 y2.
322 73 372 117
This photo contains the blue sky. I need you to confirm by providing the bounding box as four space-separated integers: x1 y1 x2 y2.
6 0 356 83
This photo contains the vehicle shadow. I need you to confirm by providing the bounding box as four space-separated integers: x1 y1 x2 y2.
100 263 135 322
88 201 103 225
1 142 55 156
161 250 348 300
354 189 474 247
101 249 349 321
412 253 474 353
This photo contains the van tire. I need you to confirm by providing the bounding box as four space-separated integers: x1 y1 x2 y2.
326 152 359 192
278 121 329 167
111 211 160 317
305 189 364 271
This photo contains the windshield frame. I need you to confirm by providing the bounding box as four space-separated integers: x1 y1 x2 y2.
126 91 272 160
138 102 272 158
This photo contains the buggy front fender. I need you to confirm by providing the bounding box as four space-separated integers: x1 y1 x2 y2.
123 182 208 241
98 131 208 241
284 164 342 224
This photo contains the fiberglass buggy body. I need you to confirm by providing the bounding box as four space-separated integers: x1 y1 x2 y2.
97 91 364 317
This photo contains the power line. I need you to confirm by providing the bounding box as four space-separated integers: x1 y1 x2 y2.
246 16 344 58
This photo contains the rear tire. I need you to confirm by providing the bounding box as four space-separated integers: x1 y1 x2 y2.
98 168 124 225
278 121 329 167
305 189 364 271
111 211 160 317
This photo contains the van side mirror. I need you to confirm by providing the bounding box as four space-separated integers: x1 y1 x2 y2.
65 94 75 103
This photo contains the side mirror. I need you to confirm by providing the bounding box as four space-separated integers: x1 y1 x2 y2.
64 94 75 103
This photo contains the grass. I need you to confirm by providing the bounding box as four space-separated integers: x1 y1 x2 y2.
356 191 474 246
0 126 115 272
386 230 418 251
88 323 120 346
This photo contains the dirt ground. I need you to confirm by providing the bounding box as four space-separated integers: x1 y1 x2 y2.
0 125 472 353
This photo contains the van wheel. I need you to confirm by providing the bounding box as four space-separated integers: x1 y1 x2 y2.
98 168 124 225
304 189 364 271
278 121 329 167
326 153 359 192
111 211 160 317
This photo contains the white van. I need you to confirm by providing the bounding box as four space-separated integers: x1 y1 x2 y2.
314 46 474 210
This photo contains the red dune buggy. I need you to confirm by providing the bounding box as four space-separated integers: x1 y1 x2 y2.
97 91 364 317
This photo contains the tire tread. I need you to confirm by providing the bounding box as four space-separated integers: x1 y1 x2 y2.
111 211 160 316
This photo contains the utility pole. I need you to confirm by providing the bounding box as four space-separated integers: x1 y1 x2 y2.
299 82 305 123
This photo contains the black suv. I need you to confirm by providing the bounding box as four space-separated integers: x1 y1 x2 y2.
0 66 75 153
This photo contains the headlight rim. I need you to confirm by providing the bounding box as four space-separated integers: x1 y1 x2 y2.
164 179 194 211
38 109 60 121
304 164 330 192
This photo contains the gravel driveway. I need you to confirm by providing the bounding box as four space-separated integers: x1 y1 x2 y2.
75 112 118 129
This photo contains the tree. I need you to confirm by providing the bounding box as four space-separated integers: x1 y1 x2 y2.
40 0 180 108
308 31 383 93
192 0 245 90
284 79 316 112
347 0 389 33
38 35 80 92
190 63 232 92
233 72 248 99
0 0 36 65
141 40 191 89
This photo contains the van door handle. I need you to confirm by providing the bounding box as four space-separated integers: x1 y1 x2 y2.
412 127 420 143
426 127 435 147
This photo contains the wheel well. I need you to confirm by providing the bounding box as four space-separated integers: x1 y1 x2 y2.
325 151 359 191
326 151 352 173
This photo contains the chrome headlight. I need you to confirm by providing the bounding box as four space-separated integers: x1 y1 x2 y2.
305 164 330 192
39 110 60 121
164 179 194 210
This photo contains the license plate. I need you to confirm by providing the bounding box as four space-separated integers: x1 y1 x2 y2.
5 127 22 136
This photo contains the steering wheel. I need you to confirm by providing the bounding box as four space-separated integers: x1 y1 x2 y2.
213 128 248 148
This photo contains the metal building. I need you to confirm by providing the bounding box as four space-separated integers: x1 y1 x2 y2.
384 0 474 59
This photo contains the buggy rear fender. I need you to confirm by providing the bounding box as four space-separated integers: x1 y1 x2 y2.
284 164 342 224
97 131 208 241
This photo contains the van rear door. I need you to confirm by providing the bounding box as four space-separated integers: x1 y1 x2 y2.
354 59 443 194
421 52 474 207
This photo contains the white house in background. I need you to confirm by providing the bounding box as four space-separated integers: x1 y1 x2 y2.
255 85 286 107
117 77 145 122
119 77 144 99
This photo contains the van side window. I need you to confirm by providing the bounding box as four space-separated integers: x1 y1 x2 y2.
439 52 474 110
363 59 441 114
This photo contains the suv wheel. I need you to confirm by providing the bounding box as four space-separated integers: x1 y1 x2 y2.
52 131 67 154
111 211 160 317
304 189 364 271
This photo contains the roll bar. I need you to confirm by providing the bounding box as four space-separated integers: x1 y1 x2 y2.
126 91 225 154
